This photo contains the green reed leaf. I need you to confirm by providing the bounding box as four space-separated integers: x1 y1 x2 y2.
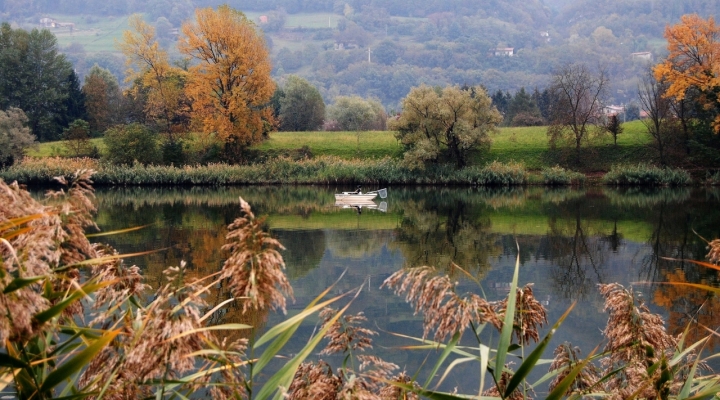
3 276 44 294
39 330 119 392
495 248 520 384
424 331 460 389
0 353 29 369
504 302 575 398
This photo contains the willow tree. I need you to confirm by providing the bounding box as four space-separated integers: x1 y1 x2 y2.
179 5 275 150
390 85 501 169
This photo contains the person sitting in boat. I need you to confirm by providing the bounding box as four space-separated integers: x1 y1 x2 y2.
351 185 362 194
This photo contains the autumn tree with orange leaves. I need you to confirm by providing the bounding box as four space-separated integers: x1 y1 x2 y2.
179 5 275 158
654 14 720 133
119 14 188 136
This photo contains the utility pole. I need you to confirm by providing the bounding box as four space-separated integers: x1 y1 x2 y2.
367 47 371 63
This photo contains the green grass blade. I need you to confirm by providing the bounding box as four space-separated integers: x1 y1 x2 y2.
252 291 350 377
423 331 460 389
255 303 350 400
679 337 709 398
495 249 520 384
503 302 576 398
39 330 119 392
384 380 496 399
34 281 112 323
545 346 598 400
0 353 29 369
166 323 252 341
3 276 44 294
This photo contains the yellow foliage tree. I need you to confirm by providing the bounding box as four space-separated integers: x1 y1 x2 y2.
654 14 720 132
119 15 188 134
179 5 275 149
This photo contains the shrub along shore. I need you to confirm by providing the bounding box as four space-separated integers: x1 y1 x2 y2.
0 155 697 187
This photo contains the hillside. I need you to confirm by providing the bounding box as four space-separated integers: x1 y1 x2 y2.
2 0 718 111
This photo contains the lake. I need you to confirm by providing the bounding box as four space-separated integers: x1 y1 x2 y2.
83 185 720 395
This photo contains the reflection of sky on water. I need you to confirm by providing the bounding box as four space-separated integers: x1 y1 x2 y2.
82 185 720 395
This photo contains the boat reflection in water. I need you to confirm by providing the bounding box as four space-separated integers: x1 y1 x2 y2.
334 199 388 214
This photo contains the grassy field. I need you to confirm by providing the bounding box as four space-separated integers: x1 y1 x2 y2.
36 14 132 53
26 121 654 171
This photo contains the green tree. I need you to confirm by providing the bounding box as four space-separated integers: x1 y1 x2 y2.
326 96 377 131
0 23 76 142
60 70 88 128
390 85 502 169
103 123 160 165
506 87 542 126
279 76 325 131
0 107 36 166
63 119 95 157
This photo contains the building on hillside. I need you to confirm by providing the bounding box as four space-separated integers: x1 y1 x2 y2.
39 17 75 31
603 105 625 117
491 47 514 56
631 51 652 62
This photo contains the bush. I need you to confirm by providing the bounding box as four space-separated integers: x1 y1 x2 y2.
103 123 160 165
541 165 586 186
603 163 692 186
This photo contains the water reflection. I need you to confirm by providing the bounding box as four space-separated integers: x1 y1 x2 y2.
80 185 720 391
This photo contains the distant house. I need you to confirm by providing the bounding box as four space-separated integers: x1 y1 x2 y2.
39 17 75 31
334 41 359 50
39 17 56 27
604 104 625 117
540 31 550 42
492 47 514 56
631 51 652 62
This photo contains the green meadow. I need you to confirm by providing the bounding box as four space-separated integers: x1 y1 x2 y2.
27 121 654 171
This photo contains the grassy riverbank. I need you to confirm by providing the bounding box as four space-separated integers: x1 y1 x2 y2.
26 121 652 167
9 121 675 186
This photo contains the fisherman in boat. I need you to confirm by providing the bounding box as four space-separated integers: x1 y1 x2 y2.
351 185 362 194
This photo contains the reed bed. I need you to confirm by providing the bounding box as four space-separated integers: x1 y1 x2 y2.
603 163 692 186
2 156 531 186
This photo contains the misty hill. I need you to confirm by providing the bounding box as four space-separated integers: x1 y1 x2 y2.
1 0 718 110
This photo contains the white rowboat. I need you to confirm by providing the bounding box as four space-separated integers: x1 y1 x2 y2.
334 192 377 201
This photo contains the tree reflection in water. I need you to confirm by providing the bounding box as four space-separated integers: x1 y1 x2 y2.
86 185 720 355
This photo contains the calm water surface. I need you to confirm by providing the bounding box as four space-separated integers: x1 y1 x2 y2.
86 185 720 394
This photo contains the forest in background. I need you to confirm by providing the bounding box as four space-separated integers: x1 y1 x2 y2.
2 0 719 111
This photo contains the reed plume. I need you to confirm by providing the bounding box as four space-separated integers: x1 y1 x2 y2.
319 307 377 355
706 238 720 264
381 266 501 341
599 283 676 399
220 197 293 313
496 284 548 345
548 342 599 395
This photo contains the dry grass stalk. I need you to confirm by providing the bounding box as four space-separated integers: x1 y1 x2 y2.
0 172 99 341
706 238 720 264
220 197 293 313
81 262 249 398
319 308 377 355
496 284 548 345
548 342 599 395
599 283 676 399
381 266 501 341
287 361 343 400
